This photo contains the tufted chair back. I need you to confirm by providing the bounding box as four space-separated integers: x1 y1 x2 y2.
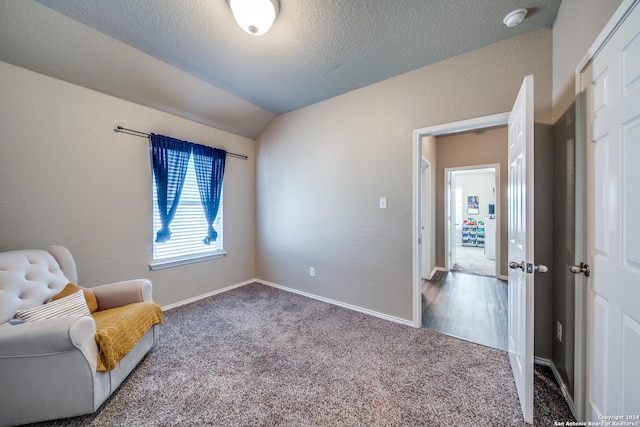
0 246 78 325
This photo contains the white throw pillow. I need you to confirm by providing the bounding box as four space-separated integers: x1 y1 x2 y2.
14 289 90 323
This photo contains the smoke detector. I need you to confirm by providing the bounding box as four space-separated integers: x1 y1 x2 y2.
503 8 528 27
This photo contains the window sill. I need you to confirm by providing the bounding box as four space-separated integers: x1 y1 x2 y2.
149 252 227 271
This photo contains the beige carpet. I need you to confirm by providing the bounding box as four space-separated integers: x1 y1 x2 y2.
34 283 574 426
452 245 496 277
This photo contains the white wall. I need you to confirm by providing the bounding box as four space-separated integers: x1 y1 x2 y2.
454 172 495 224
256 29 553 322
0 61 256 307
452 172 495 246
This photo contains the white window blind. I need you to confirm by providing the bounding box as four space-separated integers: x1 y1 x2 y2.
152 157 223 265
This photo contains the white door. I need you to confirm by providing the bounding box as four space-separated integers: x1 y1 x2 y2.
583 1 640 417
507 75 535 424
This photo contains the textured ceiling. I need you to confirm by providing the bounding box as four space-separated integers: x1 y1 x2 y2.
32 0 562 115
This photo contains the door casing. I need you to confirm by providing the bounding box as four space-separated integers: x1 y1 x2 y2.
444 165 499 274
412 112 509 327
421 157 433 280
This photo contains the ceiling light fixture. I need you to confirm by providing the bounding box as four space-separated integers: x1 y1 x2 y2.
228 0 280 36
503 8 528 28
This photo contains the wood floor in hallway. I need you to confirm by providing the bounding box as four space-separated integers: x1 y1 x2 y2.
422 271 508 351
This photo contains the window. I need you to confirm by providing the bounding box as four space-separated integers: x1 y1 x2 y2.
151 157 224 269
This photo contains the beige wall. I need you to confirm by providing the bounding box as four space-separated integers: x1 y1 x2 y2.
0 61 256 307
257 29 553 322
552 0 623 120
0 0 275 140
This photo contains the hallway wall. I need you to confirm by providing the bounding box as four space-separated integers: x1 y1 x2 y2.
435 127 508 276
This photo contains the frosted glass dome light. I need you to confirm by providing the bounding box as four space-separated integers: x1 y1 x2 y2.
229 0 279 35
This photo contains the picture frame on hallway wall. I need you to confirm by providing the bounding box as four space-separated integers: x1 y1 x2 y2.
467 196 479 214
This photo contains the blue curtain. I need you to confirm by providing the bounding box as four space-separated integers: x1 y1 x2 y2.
150 134 192 243
192 145 226 244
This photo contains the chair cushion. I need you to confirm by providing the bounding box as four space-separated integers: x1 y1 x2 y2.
14 290 90 322
51 283 98 313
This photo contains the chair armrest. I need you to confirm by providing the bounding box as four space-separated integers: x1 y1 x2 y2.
0 315 97 366
92 279 153 310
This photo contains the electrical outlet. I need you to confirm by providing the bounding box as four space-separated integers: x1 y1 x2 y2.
557 321 562 342
309 267 315 277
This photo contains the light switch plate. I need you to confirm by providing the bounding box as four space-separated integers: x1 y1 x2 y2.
379 197 387 209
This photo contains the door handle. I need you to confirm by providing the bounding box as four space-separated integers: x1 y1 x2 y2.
569 263 590 277
509 261 525 270
534 264 549 273
509 261 549 273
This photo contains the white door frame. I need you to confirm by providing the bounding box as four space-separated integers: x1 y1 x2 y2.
574 53 590 424
444 165 500 274
412 112 509 327
445 168 457 271
421 157 433 280
574 0 640 420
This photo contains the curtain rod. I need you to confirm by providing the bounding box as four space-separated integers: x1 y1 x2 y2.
114 126 248 160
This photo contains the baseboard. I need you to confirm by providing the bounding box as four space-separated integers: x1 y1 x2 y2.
534 357 576 418
427 267 447 279
255 279 415 327
161 279 255 311
161 278 414 328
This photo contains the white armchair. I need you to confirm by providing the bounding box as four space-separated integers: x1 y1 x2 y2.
0 246 160 427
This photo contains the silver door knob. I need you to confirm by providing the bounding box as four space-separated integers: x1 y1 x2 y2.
509 261 525 270
535 264 549 273
569 263 590 277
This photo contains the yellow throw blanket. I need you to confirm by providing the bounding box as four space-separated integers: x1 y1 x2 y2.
93 302 163 372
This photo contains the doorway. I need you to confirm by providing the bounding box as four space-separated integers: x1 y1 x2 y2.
445 166 498 277
412 112 509 326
